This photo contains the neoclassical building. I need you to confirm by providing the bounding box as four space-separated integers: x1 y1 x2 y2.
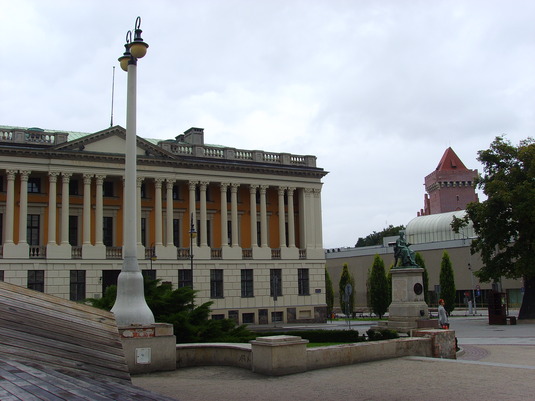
0 125 328 324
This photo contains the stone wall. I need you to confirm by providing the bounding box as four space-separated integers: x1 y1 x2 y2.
173 332 457 376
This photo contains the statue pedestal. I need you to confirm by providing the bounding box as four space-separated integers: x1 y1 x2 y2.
374 267 429 334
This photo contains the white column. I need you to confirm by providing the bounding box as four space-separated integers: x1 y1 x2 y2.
18 170 30 244
4 170 16 244
82 174 92 245
305 188 314 248
188 181 197 235
95 175 105 245
154 178 164 246
165 179 174 246
259 185 268 248
249 185 258 248
313 188 323 248
47 172 59 245
298 188 306 249
60 173 71 245
278 187 286 249
220 183 228 247
287 187 296 248
230 183 239 247
199 181 208 247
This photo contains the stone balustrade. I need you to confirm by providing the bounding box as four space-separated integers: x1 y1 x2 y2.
159 141 317 168
0 128 68 145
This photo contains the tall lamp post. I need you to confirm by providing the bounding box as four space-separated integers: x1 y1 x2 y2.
189 213 197 288
111 17 155 326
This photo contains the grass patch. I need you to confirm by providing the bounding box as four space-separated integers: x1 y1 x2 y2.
307 342 346 347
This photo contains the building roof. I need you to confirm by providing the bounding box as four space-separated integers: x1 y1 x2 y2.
435 147 469 171
406 210 475 244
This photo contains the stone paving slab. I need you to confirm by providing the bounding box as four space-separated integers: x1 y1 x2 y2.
133 357 535 401
133 317 535 401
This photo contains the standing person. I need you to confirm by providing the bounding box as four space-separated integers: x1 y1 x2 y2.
438 299 449 329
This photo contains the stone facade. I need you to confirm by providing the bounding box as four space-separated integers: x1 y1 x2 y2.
0 125 328 324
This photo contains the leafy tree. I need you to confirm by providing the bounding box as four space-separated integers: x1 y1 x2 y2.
451 136 535 319
355 224 405 247
369 255 389 318
415 253 430 304
325 266 335 318
439 251 456 314
338 264 355 316
86 278 255 343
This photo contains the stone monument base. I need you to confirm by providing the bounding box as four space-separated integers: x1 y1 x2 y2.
118 323 176 374
372 267 429 334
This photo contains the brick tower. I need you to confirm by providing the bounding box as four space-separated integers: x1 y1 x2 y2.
419 147 479 216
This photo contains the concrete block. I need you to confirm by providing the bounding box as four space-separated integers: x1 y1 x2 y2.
250 335 308 376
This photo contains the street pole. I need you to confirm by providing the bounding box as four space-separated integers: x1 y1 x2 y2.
111 17 154 326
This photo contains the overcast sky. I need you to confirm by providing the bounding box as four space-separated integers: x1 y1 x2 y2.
1 0 534 248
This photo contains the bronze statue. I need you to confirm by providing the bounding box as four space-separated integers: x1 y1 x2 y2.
394 231 419 268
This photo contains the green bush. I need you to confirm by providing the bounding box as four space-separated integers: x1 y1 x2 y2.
270 330 365 343
366 328 399 341
86 277 256 344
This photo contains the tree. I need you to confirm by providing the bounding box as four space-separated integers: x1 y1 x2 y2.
86 278 255 343
325 266 335 318
439 251 456 314
415 253 430 304
369 255 389 318
452 136 535 319
338 264 355 316
355 224 405 247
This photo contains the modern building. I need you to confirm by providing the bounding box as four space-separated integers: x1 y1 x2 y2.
326 210 523 311
419 147 479 216
327 148 522 313
0 125 328 324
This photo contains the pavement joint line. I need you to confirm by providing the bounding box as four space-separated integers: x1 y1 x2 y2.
405 356 535 370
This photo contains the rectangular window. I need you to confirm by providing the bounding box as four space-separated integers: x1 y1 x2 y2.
27 214 40 246
140 183 147 198
69 215 78 246
69 270 86 301
178 269 192 288
228 310 239 324
142 269 157 281
0 214 2 244
69 179 79 195
172 184 180 200
103 216 113 246
298 268 310 296
141 217 147 247
103 181 114 197
271 311 283 323
28 270 44 292
270 269 282 298
0 270 4 281
241 269 254 298
102 270 120 295
27 177 41 193
0 175 3 192
242 313 255 324
173 218 180 247
210 269 224 298
227 220 232 245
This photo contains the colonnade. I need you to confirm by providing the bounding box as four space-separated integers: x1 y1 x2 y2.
1 170 324 259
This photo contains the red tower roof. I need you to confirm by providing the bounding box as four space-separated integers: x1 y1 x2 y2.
435 147 468 171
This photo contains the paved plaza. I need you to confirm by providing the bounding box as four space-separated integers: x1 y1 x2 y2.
132 313 535 401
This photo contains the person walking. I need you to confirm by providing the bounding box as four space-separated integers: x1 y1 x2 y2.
438 298 449 329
